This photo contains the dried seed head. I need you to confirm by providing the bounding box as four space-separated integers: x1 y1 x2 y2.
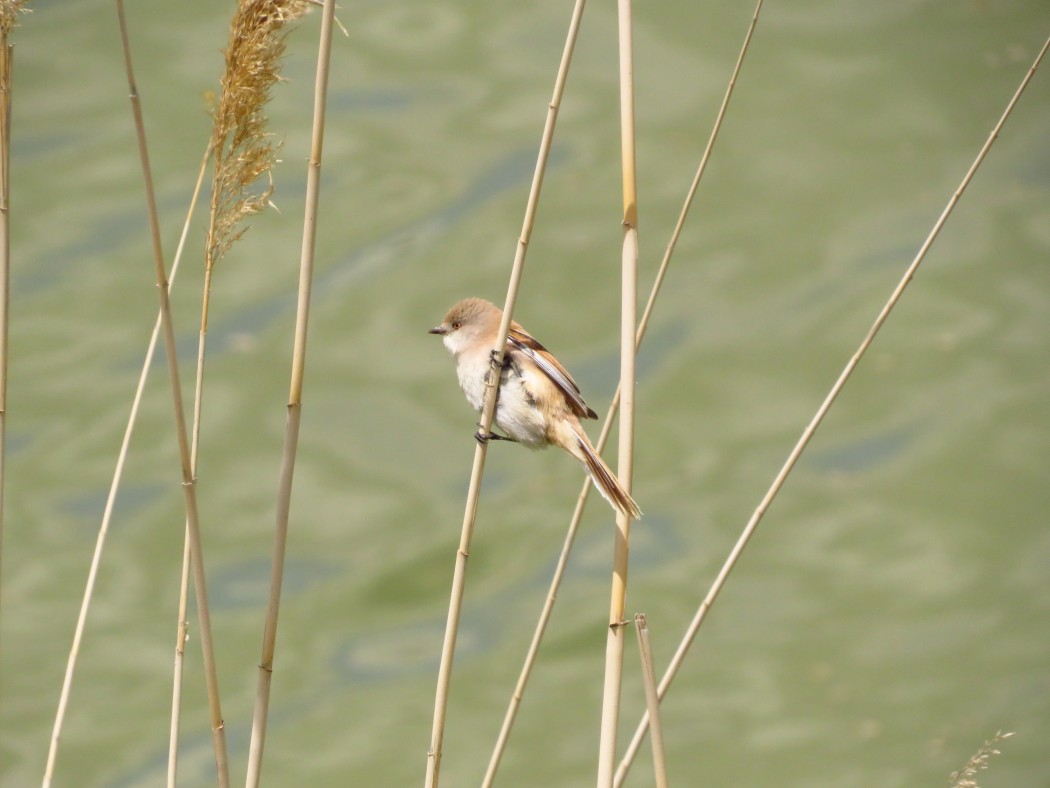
0 1 29 37
206 0 311 270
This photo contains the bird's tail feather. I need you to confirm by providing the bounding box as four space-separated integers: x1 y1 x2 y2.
573 431 642 520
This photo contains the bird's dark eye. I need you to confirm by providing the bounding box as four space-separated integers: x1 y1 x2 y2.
451 321 461 330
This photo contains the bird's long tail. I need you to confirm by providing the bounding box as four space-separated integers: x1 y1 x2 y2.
571 427 642 520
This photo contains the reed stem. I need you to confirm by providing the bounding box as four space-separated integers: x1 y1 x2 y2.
633 615 668 788
244 1 336 784
0 33 11 648
596 2 639 784
425 3 588 787
613 30 1050 787
166 143 216 788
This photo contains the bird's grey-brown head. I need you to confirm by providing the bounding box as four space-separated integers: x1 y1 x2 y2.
428 298 501 355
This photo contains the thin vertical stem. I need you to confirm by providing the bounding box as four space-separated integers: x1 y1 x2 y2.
167 142 216 788
483 3 763 778
167 536 192 788
633 615 667 788
0 37 11 645
425 3 588 786
597 2 638 785
613 30 1050 788
244 1 336 784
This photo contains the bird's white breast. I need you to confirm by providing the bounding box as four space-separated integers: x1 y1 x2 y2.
454 349 491 413
454 349 548 447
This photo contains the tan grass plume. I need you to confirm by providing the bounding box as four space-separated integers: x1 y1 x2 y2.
0 0 29 37
949 730 1014 788
206 0 311 271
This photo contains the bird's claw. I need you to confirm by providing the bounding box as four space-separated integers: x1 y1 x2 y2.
489 348 512 370
475 427 516 445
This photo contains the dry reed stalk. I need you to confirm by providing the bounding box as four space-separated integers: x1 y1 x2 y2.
633 615 667 788
206 0 310 276
165 143 216 788
483 3 764 780
613 32 1050 787
96 2 230 785
244 0 335 784
0 0 21 641
0 0 26 34
425 3 588 786
949 730 1014 788
0 43 6 648
167 535 192 788
596 2 639 785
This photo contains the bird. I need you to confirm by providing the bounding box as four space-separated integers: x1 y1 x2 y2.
429 297 641 520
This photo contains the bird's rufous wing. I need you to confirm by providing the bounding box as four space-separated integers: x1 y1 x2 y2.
507 323 597 420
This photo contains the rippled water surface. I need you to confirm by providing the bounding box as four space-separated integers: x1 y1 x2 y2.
1 2 1048 786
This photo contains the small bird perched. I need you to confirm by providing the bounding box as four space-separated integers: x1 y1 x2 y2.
429 297 641 520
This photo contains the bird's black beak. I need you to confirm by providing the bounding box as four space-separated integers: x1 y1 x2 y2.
428 325 447 335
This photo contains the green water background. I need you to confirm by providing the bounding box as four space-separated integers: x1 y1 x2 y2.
0 1 1048 785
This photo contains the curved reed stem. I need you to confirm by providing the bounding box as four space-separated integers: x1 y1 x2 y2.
244 1 336 784
482 2 764 781
613 30 1050 787
424 4 588 787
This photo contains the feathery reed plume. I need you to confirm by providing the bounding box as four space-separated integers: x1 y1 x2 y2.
206 0 309 273
949 731 1014 788
0 0 28 35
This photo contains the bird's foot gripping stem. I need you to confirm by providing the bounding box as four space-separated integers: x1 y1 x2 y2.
475 427 516 445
